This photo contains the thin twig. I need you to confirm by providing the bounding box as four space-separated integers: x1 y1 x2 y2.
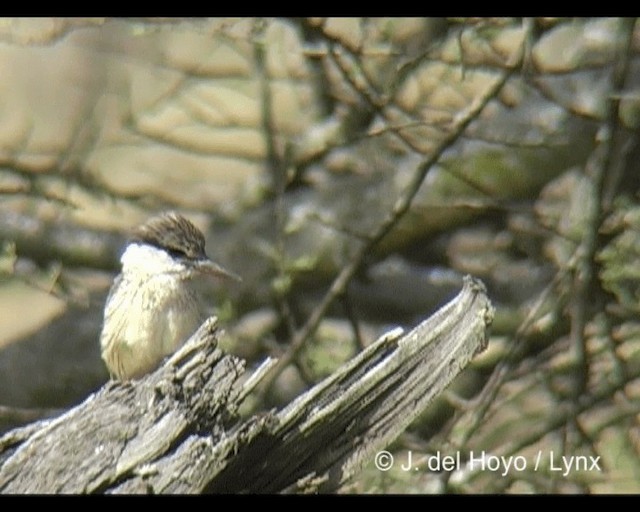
253 18 299 346
340 287 366 351
437 21 638 484
324 36 501 199
569 17 636 397
257 32 526 397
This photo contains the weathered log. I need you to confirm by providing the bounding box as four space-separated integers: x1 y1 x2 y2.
0 275 493 494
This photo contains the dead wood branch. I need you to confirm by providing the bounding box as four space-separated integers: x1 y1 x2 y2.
0 275 492 494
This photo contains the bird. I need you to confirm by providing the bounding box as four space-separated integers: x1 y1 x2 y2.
100 211 240 381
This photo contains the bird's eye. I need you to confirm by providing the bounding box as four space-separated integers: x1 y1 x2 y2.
167 247 188 259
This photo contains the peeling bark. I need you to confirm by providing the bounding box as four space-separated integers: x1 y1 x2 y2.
0 276 493 494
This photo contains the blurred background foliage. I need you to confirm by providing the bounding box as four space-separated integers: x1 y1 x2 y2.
0 17 639 493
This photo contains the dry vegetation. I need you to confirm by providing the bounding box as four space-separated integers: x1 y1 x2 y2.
0 17 639 493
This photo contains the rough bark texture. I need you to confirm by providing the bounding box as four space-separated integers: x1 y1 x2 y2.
0 275 493 494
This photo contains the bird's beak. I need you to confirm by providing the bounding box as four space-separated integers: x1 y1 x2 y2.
197 259 242 282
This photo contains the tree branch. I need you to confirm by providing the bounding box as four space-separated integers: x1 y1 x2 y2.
0 276 492 494
257 35 524 397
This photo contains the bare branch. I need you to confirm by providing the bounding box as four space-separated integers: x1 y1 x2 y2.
258 34 525 397
0 277 492 494
569 18 637 396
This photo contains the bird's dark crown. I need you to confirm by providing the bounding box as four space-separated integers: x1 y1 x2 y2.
130 212 207 261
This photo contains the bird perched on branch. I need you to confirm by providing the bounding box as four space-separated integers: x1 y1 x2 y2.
100 212 240 381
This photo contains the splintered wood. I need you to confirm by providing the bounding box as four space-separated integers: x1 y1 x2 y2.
0 276 493 494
